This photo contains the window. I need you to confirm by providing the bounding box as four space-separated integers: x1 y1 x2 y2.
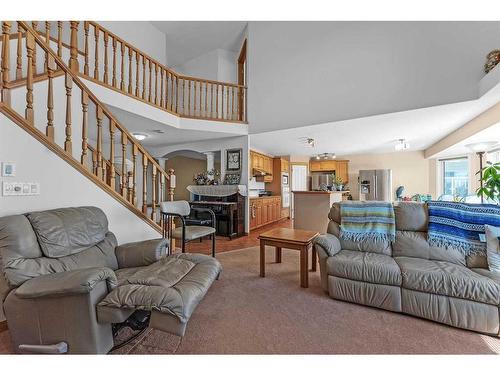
441 158 469 197
487 149 500 164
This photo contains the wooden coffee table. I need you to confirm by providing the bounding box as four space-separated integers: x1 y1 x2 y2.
258 228 319 288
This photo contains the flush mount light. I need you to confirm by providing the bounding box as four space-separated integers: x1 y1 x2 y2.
465 141 498 153
313 153 336 160
132 132 148 141
395 138 410 151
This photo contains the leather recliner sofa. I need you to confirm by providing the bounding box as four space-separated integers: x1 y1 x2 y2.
314 201 500 336
0 206 222 353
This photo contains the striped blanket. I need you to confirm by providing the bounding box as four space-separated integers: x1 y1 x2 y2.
339 202 396 242
427 201 500 256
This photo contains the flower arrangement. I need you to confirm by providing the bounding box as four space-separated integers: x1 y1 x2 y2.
193 169 221 185
485 50 500 74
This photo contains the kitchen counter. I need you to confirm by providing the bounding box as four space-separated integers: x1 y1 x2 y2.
293 191 346 233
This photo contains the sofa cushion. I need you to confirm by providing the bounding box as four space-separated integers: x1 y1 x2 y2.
393 230 466 266
485 225 500 272
394 202 428 231
327 250 402 286
327 221 392 256
26 207 109 258
395 256 500 306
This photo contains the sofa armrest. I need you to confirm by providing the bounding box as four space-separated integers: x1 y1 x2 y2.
314 233 342 256
115 238 169 268
15 267 117 299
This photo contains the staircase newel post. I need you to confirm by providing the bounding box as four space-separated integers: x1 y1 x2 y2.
1 21 12 105
69 21 80 73
167 168 175 201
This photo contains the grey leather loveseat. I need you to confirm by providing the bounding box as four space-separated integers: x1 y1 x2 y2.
0 206 222 353
314 201 500 336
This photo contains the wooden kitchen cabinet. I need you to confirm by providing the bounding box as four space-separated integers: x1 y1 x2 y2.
336 160 349 183
281 158 290 173
250 150 274 182
249 196 282 230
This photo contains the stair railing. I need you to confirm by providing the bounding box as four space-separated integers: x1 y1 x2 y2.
20 21 247 123
1 21 175 230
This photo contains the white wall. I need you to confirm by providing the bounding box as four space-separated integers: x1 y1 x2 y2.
98 21 168 66
0 115 160 244
173 49 238 84
247 21 500 134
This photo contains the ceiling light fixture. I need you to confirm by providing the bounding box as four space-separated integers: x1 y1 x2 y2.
313 153 336 160
395 138 410 151
132 132 148 141
465 141 498 153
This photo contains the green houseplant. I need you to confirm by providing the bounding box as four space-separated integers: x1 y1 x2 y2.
476 162 500 203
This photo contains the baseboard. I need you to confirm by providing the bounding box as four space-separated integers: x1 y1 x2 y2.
0 320 7 333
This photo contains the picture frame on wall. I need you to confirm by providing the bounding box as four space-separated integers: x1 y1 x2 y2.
1 162 16 177
226 149 242 171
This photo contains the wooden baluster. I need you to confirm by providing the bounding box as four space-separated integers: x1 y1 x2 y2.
96 106 104 179
175 76 179 113
121 132 128 196
142 56 146 99
188 79 191 115
205 82 208 118
159 172 165 227
148 60 152 102
128 47 133 94
170 74 174 111
1 22 11 105
127 172 133 202
44 22 50 72
194 79 197 116
210 84 214 118
111 37 117 87
199 81 203 117
232 86 235 120
221 84 224 119
25 29 34 124
92 149 98 175
109 120 116 187
154 63 159 105
142 154 148 214
103 31 109 83
151 166 157 221
226 85 229 120
182 78 185 114
216 84 219 119
31 22 38 74
94 25 99 79
132 144 138 205
81 92 89 166
165 72 169 109
64 72 73 153
135 52 140 96
16 23 22 79
57 21 62 57
84 21 89 75
69 21 79 73
160 68 165 108
116 43 124 90
167 168 175 201
46 55 55 140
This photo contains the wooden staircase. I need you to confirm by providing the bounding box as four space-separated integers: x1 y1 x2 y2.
0 21 176 233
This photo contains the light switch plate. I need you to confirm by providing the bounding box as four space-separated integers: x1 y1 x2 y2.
1 162 16 177
2 182 40 196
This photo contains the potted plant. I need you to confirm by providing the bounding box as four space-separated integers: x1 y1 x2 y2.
476 162 500 203
334 176 345 191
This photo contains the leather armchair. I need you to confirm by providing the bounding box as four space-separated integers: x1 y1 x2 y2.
0 207 221 354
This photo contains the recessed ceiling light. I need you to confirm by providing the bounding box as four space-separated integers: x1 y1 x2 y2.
132 132 148 141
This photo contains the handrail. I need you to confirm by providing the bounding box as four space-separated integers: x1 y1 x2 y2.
25 21 248 123
1 21 175 230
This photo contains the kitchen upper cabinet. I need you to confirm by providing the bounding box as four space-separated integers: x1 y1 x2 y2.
281 159 290 173
309 160 322 172
250 150 274 182
336 160 349 183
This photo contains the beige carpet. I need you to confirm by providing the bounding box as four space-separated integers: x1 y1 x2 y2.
115 246 500 354
2 247 500 354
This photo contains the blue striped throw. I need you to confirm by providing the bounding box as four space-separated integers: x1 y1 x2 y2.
340 202 396 242
427 201 500 256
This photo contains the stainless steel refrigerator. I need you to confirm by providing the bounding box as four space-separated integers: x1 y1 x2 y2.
358 169 393 201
